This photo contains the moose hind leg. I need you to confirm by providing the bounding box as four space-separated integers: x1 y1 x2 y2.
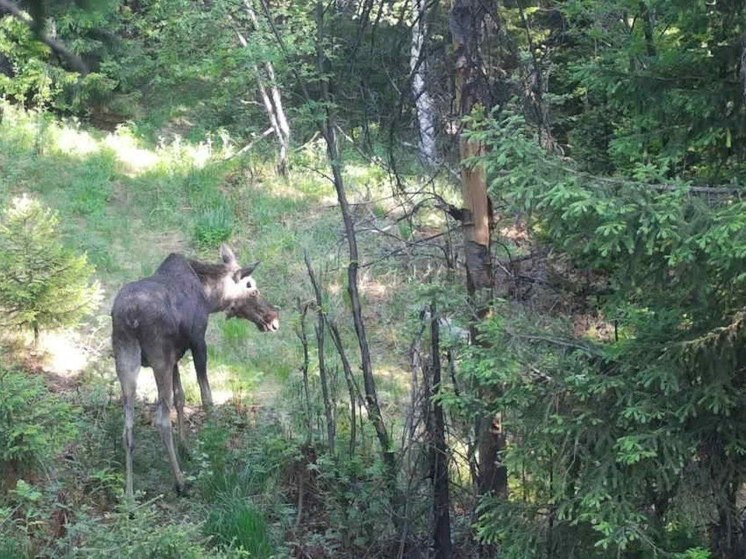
114 342 140 504
172 364 186 443
153 360 187 494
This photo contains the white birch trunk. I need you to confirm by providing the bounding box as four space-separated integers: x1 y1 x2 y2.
410 0 438 167
237 1 291 176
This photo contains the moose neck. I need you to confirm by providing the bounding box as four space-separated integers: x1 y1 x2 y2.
188 259 237 314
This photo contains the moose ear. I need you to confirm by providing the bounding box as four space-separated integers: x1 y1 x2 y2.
220 244 237 265
238 261 260 279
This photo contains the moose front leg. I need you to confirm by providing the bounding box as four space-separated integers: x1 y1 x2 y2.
192 341 213 410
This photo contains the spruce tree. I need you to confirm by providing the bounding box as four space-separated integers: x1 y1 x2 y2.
0 196 99 345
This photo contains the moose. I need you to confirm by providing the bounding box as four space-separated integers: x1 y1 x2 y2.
111 245 279 501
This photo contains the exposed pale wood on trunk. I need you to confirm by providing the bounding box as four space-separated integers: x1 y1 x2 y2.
459 136 492 290
450 0 507 511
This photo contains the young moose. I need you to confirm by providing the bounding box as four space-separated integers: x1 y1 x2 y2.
111 245 279 501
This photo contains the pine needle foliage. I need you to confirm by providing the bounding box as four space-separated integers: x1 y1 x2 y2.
0 196 100 342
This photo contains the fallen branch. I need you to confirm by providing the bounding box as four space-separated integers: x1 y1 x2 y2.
224 127 275 160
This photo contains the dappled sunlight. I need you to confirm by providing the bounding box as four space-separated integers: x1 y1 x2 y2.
104 133 159 174
135 358 274 407
327 281 342 295
39 331 91 376
372 364 411 404
360 277 388 300
54 126 100 157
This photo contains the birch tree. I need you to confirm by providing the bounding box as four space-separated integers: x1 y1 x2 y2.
233 0 291 177
410 0 438 167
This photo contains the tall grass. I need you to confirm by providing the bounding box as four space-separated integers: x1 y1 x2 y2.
203 494 275 557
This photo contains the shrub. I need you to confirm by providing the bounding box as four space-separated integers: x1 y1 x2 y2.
0 196 100 343
0 369 77 478
0 530 32 559
69 505 211 559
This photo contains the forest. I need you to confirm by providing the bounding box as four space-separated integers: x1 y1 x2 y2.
0 0 745 557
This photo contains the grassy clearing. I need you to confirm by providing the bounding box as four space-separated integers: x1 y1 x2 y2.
0 101 453 555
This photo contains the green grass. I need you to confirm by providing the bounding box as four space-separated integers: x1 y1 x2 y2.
203 494 275 557
0 98 429 420
0 536 31 559
193 203 236 249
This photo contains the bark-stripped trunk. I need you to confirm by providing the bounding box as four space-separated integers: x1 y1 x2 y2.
450 0 508 503
410 0 438 166
429 302 452 559
451 0 493 293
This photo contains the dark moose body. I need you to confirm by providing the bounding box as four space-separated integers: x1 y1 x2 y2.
111 246 279 501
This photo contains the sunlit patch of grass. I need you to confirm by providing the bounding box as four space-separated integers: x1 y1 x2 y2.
52 124 100 157
104 132 160 174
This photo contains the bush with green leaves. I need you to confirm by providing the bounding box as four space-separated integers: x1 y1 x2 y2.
0 369 77 477
0 17 73 107
0 196 100 342
67 505 213 559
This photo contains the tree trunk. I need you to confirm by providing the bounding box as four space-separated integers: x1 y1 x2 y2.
410 0 438 167
305 252 336 455
429 302 453 559
313 0 400 519
295 299 313 439
707 434 744 559
258 0 401 530
451 0 494 293
326 318 360 457
741 35 746 99
450 0 508 503
639 1 656 58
